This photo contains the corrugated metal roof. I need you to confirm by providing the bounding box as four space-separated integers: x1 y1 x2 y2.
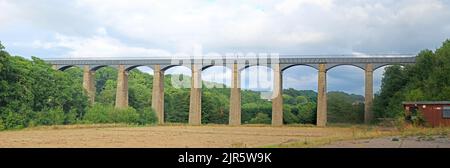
402 101 450 105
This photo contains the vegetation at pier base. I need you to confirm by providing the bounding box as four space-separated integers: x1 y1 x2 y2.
373 39 450 122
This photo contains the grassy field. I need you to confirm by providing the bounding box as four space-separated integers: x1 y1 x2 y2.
0 124 449 148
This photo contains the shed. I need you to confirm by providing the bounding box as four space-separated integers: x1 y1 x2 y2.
403 101 450 127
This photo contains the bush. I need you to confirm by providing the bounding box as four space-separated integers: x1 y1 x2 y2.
3 111 27 129
110 107 139 124
83 104 114 123
0 119 5 130
249 112 271 124
411 110 427 127
34 108 65 125
64 108 78 124
83 104 141 124
137 107 158 125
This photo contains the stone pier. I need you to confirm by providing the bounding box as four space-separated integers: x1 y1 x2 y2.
364 64 374 123
316 64 327 127
115 65 128 108
189 64 202 125
229 63 241 125
83 65 96 106
152 65 165 124
272 64 283 126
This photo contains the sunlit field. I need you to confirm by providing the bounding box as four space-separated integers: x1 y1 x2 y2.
1 124 448 148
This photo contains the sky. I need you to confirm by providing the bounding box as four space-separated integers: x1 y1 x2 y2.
1 0 450 95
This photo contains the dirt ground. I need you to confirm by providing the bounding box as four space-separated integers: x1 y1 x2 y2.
0 124 449 148
321 135 450 148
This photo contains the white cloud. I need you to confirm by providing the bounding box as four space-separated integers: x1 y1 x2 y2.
0 0 19 27
32 32 171 58
2 0 450 94
276 0 333 14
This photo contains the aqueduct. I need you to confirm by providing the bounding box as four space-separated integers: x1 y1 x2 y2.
46 56 416 126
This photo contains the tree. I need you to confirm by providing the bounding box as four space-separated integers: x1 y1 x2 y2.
373 39 450 120
249 113 271 124
0 41 4 50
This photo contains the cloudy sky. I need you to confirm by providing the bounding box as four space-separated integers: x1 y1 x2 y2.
1 0 450 95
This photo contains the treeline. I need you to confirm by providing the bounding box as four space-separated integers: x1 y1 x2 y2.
373 39 450 119
1 41 366 130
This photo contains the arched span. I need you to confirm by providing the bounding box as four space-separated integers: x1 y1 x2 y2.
327 64 365 71
201 65 232 71
202 65 232 88
90 65 111 71
239 64 273 72
58 65 78 71
125 65 153 72
281 64 318 72
161 65 192 72
373 63 406 71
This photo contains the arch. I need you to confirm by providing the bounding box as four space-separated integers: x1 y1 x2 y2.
326 65 365 124
161 65 192 72
326 64 366 71
239 64 274 72
201 65 232 72
373 63 406 71
240 65 274 93
125 65 152 72
58 65 78 71
281 64 318 72
201 65 232 88
90 65 110 71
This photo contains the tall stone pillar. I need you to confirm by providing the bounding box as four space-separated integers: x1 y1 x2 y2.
189 64 202 125
272 64 283 126
316 64 327 127
229 63 241 125
152 65 165 124
364 64 374 123
83 65 96 106
115 65 128 108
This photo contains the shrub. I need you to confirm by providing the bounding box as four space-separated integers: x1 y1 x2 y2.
83 104 114 123
411 110 427 127
64 108 78 124
249 112 271 124
0 119 5 130
137 107 158 125
110 107 139 124
34 108 65 125
3 111 27 129
83 104 141 124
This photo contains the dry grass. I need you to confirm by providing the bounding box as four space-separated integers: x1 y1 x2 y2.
0 123 449 148
268 125 450 148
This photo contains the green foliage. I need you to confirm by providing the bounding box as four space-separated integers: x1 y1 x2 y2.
411 110 426 127
137 107 158 125
202 88 229 124
374 39 450 121
83 104 114 123
34 107 65 125
0 119 5 130
2 111 27 129
327 91 364 123
0 45 87 129
83 104 156 125
248 113 271 124
0 41 4 50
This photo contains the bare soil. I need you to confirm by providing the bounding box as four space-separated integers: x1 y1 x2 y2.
320 135 450 148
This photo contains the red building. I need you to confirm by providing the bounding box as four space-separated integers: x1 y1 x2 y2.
403 101 450 127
